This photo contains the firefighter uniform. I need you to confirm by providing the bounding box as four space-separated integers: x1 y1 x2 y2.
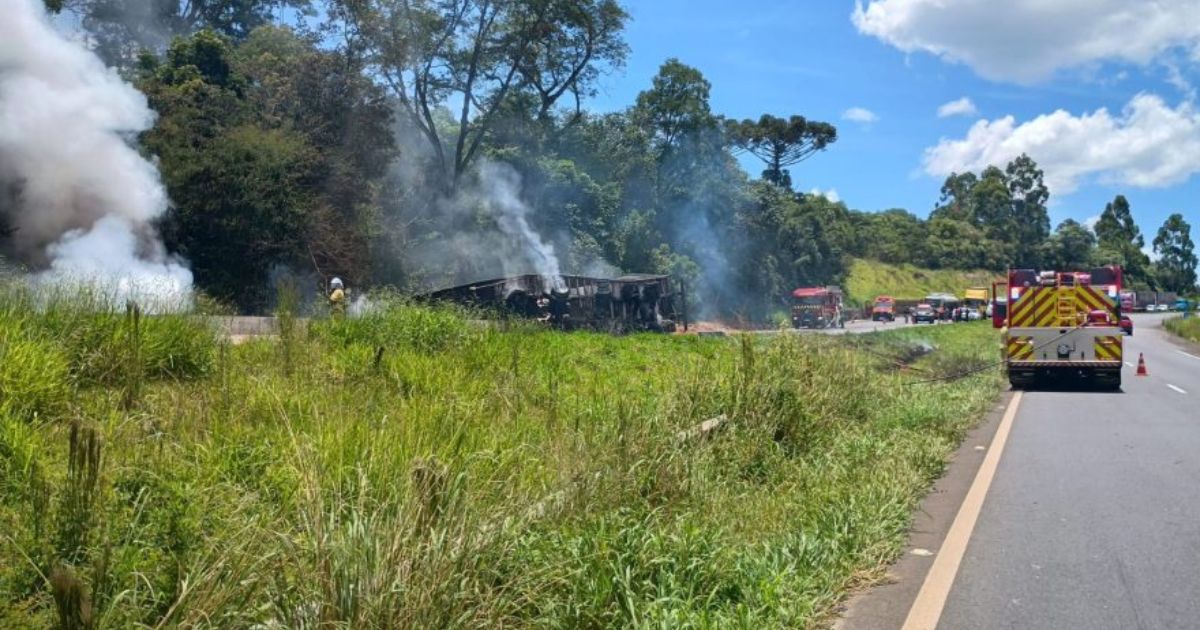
329 277 346 316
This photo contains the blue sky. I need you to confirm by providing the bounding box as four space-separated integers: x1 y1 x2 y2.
589 0 1200 238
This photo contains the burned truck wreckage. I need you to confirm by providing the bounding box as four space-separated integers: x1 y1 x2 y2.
425 274 685 333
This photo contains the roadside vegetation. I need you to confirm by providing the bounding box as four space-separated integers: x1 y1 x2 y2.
0 286 1004 628
844 259 998 305
1165 315 1200 344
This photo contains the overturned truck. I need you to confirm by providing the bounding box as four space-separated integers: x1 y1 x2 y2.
424 273 684 333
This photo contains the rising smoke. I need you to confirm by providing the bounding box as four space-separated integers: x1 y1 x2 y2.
475 162 566 290
393 156 577 291
0 0 191 307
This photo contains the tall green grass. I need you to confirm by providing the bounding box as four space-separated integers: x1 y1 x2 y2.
0 282 217 391
0 288 1003 628
1165 315 1200 343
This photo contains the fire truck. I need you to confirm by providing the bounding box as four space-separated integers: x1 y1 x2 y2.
791 286 845 329
1003 266 1124 390
872 295 896 321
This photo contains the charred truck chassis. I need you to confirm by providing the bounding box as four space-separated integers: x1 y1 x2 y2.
424 274 682 333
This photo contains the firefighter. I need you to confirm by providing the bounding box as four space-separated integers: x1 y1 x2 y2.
329 277 347 316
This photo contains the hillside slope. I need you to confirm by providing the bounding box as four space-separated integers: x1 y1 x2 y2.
845 259 999 305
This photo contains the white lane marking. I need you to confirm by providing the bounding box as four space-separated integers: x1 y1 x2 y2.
1125 361 1135 368
1168 384 1188 395
902 392 1023 630
1177 350 1200 361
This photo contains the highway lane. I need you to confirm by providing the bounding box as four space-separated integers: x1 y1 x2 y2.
936 313 1200 629
784 316 949 336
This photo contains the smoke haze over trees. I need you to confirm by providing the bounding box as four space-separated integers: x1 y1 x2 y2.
11 0 1200 315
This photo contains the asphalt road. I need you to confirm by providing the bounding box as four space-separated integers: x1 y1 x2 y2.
938 313 1200 629
786 316 949 336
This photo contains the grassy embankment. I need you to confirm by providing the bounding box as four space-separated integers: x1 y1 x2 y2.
844 259 998 306
1165 315 1200 344
0 284 1003 628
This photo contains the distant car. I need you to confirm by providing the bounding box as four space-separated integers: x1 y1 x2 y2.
967 309 982 321
913 304 937 324
1120 315 1133 335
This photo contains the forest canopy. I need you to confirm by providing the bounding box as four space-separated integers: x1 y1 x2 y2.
14 0 1198 315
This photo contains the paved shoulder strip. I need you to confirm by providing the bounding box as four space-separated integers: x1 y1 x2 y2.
901 392 1024 630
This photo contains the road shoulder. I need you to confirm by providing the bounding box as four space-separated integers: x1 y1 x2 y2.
1156 315 1200 354
833 390 1014 630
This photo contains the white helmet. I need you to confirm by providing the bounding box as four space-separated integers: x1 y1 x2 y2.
330 277 344 290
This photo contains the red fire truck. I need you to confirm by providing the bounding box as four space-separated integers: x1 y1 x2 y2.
791 286 846 329
1003 266 1123 390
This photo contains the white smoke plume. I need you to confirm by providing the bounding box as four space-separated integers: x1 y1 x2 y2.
475 161 566 290
0 0 191 308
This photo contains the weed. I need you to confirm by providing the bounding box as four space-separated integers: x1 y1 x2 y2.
1165 315 1200 344
0 291 1003 627
275 278 300 376
58 421 103 564
0 337 70 422
50 564 92 630
120 302 142 410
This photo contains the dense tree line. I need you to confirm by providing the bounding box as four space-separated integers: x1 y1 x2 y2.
29 0 1200 314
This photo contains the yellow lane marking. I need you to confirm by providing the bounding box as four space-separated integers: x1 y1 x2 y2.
902 391 1024 630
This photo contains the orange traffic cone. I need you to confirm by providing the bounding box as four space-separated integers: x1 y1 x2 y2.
1136 353 1148 377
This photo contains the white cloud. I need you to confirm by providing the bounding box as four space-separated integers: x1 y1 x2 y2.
809 188 840 203
937 97 978 118
1164 60 1197 100
843 107 879 123
853 0 1200 83
1083 215 1102 232
923 93 1200 195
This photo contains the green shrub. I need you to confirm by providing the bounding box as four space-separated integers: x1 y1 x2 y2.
310 299 471 353
138 315 217 380
0 283 215 384
0 336 70 421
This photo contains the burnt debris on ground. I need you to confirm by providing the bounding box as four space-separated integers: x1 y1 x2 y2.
422 273 684 333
